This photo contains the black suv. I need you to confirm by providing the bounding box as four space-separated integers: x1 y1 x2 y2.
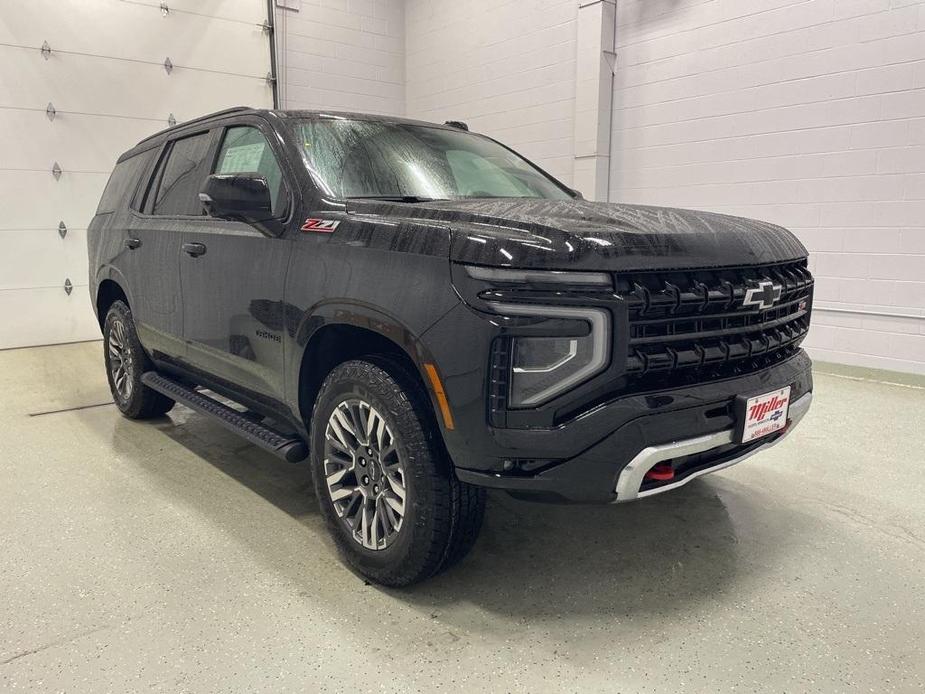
89 107 814 586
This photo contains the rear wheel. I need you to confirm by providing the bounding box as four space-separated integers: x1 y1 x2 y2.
310 358 485 587
103 301 174 419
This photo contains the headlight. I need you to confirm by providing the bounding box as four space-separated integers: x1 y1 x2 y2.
492 303 610 407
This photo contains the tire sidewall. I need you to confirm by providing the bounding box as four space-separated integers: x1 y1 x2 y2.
310 361 439 579
103 301 145 416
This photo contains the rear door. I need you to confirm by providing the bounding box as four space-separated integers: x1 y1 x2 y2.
178 118 294 400
124 129 217 361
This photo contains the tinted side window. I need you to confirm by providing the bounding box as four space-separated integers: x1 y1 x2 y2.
215 126 286 216
96 149 154 214
152 132 213 216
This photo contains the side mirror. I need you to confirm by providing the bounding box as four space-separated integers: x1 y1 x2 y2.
199 174 279 234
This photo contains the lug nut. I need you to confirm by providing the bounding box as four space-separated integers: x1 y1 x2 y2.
367 448 373 456
359 459 366 467
362 476 369 484
373 485 379 493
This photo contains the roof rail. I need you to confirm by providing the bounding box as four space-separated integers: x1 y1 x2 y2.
136 106 253 145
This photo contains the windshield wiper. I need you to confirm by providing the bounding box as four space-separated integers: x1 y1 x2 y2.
346 195 444 203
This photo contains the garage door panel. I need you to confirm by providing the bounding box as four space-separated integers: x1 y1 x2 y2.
0 285 99 349
0 48 272 119
0 230 70 291
165 78 274 124
64 229 91 290
0 228 89 296
0 171 108 231
124 0 269 25
0 53 272 127
0 110 163 171
0 0 270 77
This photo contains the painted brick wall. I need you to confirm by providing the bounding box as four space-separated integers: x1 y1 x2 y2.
275 0 405 115
404 0 579 185
610 0 925 374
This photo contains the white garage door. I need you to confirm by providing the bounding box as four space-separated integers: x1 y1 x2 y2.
0 0 274 349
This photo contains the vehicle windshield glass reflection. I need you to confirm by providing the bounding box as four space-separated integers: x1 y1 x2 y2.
296 118 572 202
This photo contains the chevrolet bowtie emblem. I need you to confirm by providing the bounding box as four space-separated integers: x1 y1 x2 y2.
743 280 782 310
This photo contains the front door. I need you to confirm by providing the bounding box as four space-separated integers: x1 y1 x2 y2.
179 121 293 399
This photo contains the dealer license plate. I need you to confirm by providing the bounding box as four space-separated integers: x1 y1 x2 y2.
735 386 791 443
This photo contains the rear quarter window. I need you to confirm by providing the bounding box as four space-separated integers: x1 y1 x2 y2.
96 150 153 214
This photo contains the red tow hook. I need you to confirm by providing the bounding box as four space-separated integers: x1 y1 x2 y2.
645 463 675 482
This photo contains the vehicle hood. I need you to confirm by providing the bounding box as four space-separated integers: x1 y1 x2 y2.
345 198 806 271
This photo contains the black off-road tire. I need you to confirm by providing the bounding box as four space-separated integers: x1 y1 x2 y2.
310 358 486 587
103 301 175 419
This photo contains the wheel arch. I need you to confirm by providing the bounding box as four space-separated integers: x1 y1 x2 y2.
93 268 132 328
293 304 449 438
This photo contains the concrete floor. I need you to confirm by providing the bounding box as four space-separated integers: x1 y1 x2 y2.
1 342 923 693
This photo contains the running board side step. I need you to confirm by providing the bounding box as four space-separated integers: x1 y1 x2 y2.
141 372 308 463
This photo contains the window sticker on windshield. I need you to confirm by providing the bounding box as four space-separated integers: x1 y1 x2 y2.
219 142 265 173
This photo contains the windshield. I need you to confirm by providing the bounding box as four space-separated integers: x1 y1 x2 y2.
296 118 572 201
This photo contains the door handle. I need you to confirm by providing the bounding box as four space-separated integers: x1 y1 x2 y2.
124 237 142 250
182 242 207 258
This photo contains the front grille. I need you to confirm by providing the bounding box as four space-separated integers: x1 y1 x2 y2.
616 259 813 388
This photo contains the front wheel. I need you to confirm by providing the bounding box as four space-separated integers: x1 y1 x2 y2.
310 359 485 587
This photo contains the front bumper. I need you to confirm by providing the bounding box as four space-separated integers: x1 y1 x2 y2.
452 351 813 503
613 390 811 502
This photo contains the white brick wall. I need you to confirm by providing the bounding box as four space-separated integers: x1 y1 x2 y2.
611 0 925 374
404 0 579 184
275 0 405 115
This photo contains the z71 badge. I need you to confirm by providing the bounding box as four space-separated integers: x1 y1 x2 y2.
300 218 341 233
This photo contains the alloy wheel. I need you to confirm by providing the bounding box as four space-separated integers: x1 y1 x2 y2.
323 399 407 550
107 319 134 401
